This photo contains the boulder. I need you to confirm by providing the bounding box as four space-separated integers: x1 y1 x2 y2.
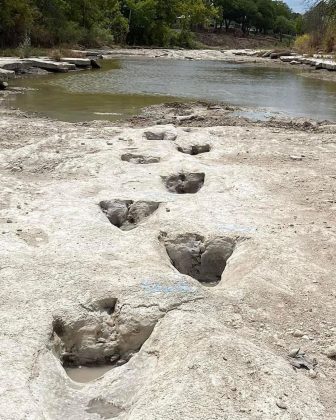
0 68 15 82
0 81 8 90
90 59 101 69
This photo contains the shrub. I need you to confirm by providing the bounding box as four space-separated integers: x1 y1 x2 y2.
294 33 315 54
48 49 62 61
323 23 336 52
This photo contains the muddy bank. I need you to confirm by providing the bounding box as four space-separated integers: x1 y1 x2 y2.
128 101 336 133
0 101 335 419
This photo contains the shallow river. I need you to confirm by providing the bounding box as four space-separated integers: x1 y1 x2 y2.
6 57 336 122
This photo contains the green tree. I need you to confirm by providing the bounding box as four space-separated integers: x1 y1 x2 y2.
274 14 295 41
253 0 275 34
0 0 34 47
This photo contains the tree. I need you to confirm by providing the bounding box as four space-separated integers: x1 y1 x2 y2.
253 0 275 34
274 15 295 41
0 0 34 47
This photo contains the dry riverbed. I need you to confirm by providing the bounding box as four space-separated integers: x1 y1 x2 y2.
0 101 336 419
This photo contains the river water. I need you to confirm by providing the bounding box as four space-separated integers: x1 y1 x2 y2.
6 57 336 122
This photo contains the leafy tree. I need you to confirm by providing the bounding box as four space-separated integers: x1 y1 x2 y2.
0 0 34 47
253 0 275 34
0 0 302 48
274 14 295 41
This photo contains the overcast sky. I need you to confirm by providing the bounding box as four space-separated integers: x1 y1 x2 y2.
285 0 309 13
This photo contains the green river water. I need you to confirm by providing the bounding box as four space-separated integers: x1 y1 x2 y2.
6 57 336 122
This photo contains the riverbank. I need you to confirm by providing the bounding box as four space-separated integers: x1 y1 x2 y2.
0 101 335 419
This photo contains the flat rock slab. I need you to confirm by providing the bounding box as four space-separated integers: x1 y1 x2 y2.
60 58 91 67
27 59 76 72
280 55 302 63
279 55 336 71
0 58 31 72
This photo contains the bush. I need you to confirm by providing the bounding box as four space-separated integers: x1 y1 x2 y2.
176 30 197 48
294 34 315 54
323 23 336 52
48 49 62 61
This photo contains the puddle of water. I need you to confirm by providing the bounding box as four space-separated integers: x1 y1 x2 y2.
6 57 336 122
65 365 113 383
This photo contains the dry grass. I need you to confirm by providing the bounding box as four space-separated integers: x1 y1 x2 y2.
48 48 86 61
294 23 336 55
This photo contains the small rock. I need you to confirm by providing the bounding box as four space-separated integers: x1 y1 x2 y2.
293 330 304 338
6 219 13 224
290 155 303 161
308 369 317 378
276 400 287 410
288 348 300 357
325 345 336 359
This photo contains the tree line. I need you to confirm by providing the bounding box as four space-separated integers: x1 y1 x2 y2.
295 1 335 52
0 0 302 49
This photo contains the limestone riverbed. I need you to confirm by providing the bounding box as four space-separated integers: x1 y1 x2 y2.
0 101 335 419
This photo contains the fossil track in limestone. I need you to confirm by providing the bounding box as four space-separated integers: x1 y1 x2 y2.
162 172 205 194
52 298 156 373
99 199 160 230
177 144 211 155
121 153 160 164
160 233 238 286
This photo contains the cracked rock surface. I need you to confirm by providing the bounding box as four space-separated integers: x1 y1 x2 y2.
0 103 336 419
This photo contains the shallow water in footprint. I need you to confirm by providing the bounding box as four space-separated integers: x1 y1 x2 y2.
65 365 113 383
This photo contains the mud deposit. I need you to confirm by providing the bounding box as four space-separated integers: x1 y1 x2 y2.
0 101 335 419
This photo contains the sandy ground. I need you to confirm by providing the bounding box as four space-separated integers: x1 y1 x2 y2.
0 101 336 419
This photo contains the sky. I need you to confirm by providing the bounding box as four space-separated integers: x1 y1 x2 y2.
284 0 309 13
